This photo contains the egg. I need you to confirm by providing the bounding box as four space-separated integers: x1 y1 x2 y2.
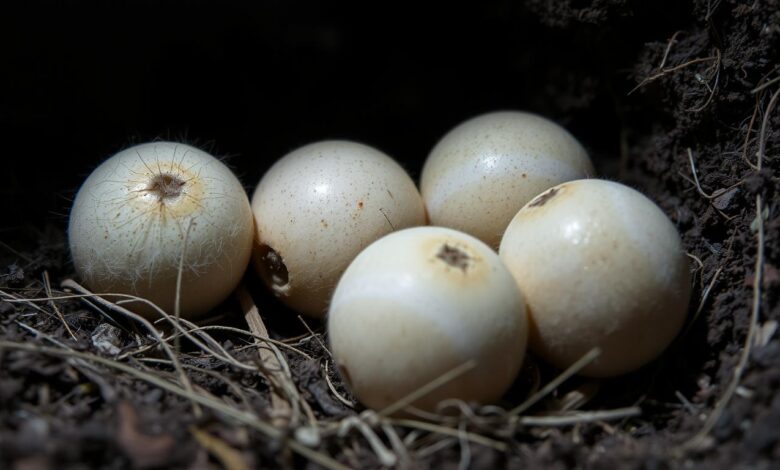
68 142 254 318
251 140 426 317
328 226 528 413
498 179 692 377
421 111 594 248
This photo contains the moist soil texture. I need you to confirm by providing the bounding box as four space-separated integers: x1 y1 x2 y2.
1 1 779 468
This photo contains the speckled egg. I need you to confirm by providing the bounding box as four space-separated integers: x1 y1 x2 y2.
251 140 427 317
421 111 595 248
328 226 528 413
499 179 692 377
69 142 254 319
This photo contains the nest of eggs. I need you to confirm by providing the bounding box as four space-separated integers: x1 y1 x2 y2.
1 1 779 468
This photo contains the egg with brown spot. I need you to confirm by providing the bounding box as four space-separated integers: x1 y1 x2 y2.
328 226 528 413
68 142 254 319
499 179 692 377
421 111 595 248
251 141 426 317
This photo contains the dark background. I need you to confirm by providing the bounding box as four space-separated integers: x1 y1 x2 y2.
1 1 688 229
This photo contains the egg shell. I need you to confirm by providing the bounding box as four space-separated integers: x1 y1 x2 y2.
498 179 692 377
251 140 427 317
68 142 254 318
328 226 528 413
421 111 594 248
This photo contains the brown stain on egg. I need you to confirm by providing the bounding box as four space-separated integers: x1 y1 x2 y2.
528 187 561 208
421 237 490 285
436 243 471 272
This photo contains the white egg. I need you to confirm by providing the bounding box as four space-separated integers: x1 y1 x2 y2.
499 179 692 377
421 111 594 248
251 140 427 317
328 226 528 413
68 142 254 318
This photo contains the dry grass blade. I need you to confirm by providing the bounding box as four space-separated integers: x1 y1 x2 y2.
757 87 780 171
298 315 332 357
388 418 507 452
173 218 195 356
517 407 641 427
628 54 720 95
43 271 76 341
510 347 601 416
751 74 780 94
324 360 354 408
171 325 313 360
0 340 347 470
377 360 476 417
236 285 294 428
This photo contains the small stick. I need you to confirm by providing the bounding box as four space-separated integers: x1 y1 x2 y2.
388 418 507 452
657 31 683 71
751 74 780 94
510 347 601 416
378 360 476 417
174 218 195 355
323 360 354 408
298 315 332 357
517 407 641 427
757 87 780 171
235 285 293 428
43 271 77 341
742 97 761 170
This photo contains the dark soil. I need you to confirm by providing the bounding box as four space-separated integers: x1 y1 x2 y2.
2 1 779 468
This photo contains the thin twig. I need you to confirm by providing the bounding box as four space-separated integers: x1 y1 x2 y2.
236 285 294 428
43 271 77 340
174 218 195 355
751 74 780 94
389 418 507 452
742 96 761 170
378 360 476 417
510 348 601 416
324 360 354 408
629 55 720 95
658 31 683 71
298 315 332 357
517 407 641 427
757 87 780 171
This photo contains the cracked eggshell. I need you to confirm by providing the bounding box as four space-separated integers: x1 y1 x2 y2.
328 226 528 413
68 142 254 319
251 140 427 317
498 179 692 377
421 111 595 248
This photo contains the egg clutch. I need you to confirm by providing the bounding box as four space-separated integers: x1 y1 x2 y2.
68 111 692 414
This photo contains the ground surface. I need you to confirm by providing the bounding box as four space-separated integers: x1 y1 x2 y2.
1 1 779 468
